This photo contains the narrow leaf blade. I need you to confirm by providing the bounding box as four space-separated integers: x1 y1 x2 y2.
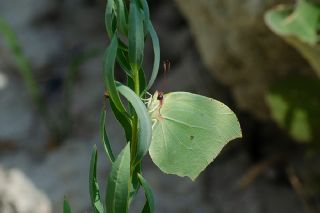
109 98 133 142
104 35 131 125
138 174 154 213
128 1 145 71
89 145 104 213
117 83 152 164
63 197 72 213
100 109 115 162
105 0 115 37
144 20 160 93
115 0 128 35
106 144 131 213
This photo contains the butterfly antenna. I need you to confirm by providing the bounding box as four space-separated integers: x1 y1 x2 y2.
162 60 171 93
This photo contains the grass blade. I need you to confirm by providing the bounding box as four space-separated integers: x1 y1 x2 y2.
0 17 44 110
63 197 72 213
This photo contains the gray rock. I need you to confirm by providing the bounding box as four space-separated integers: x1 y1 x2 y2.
0 0 63 69
0 166 51 213
0 71 34 141
0 138 116 213
0 0 58 28
174 0 314 119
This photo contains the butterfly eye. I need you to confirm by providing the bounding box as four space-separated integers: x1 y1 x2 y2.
157 92 163 101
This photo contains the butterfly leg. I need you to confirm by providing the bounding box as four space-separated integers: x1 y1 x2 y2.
148 102 160 114
151 119 158 129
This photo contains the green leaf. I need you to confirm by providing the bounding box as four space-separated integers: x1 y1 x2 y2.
128 1 145 71
104 35 130 118
105 0 115 37
139 67 147 95
137 0 150 37
266 76 320 143
104 35 132 141
265 0 320 45
138 174 154 213
63 197 72 213
115 0 128 35
138 0 150 20
109 99 133 143
117 83 152 164
265 1 320 78
106 144 131 213
100 109 115 162
117 47 133 77
144 20 160 94
89 145 104 213
148 92 242 181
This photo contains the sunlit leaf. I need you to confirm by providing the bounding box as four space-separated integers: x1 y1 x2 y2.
266 76 320 143
265 0 320 77
265 0 320 45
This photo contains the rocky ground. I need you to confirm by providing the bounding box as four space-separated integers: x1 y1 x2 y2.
0 0 316 212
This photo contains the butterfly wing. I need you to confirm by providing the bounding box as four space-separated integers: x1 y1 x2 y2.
149 92 242 180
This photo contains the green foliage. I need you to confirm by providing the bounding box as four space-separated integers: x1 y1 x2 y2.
89 145 104 213
265 0 320 45
63 197 72 213
265 0 320 145
117 83 152 165
265 0 320 77
100 109 115 162
266 76 320 143
138 173 154 213
128 1 145 71
106 144 131 213
148 92 242 180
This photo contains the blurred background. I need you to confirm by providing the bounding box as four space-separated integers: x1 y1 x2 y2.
0 0 320 212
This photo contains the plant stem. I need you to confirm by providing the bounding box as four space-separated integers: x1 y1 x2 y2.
130 68 140 172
